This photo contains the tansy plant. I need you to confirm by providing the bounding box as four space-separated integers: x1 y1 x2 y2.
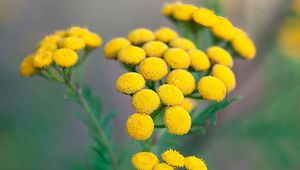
19 1 256 170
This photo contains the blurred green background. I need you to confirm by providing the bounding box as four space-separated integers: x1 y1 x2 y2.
0 0 299 169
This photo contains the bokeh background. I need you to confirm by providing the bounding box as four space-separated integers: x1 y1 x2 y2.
1 0 299 169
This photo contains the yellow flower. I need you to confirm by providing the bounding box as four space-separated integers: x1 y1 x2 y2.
166 69 195 95
39 34 61 45
161 2 182 16
67 26 89 37
128 28 155 45
173 4 198 21
169 38 196 51
164 106 191 135
131 89 160 115
54 30 67 37
115 72 145 95
181 98 195 112
211 16 236 41
231 31 256 60
184 156 207 170
132 152 159 170
53 48 78 68
81 32 102 48
118 45 146 65
207 46 233 67
33 50 53 68
143 41 168 58
212 64 236 93
163 48 190 69
20 55 37 77
154 163 174 170
192 7 218 27
188 49 211 71
161 149 185 167
157 84 184 106
138 57 168 81
104 37 131 59
38 42 57 52
198 76 226 102
155 27 179 43
126 113 154 140
62 37 86 51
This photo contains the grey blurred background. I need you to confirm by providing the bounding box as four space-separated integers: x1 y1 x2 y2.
1 0 298 170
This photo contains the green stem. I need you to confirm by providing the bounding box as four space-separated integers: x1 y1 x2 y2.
187 95 203 100
154 124 166 128
151 105 164 119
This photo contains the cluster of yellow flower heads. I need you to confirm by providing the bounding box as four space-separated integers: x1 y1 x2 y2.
19 26 102 77
131 149 207 170
162 1 256 60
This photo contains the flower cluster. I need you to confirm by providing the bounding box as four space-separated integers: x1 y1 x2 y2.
19 26 102 77
131 149 207 170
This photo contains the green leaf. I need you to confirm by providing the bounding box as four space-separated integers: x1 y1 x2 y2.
81 85 103 117
188 126 206 135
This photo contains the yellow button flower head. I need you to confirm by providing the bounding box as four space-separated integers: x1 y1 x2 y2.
118 45 146 65
198 76 226 102
192 7 218 27
132 152 159 170
131 89 160 115
104 37 131 59
212 64 236 93
154 163 174 170
54 30 67 37
20 55 37 77
231 32 256 60
126 113 154 140
67 26 89 37
189 49 211 71
155 27 178 43
82 32 102 48
128 28 155 45
166 69 196 95
207 46 233 67
161 149 185 167
164 106 191 135
169 38 196 51
161 2 182 16
157 84 184 106
33 50 53 68
211 16 236 41
181 98 195 112
115 72 145 95
184 156 207 170
143 41 168 58
53 48 78 68
173 4 198 21
163 48 190 69
38 42 57 52
39 34 61 45
62 37 86 51
138 57 168 81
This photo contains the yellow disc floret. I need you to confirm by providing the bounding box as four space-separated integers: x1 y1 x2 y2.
104 38 131 59
118 45 146 65
33 50 53 68
62 37 86 51
126 113 154 140
161 149 185 167
181 98 195 112
163 48 190 69
138 57 168 81
132 152 159 170
20 55 37 77
131 89 160 115
231 33 256 60
154 163 174 170
172 4 198 21
67 26 89 37
198 76 226 102
212 64 236 93
53 48 78 68
155 27 178 43
82 32 102 48
38 42 57 52
128 28 155 45
185 156 207 170
157 84 184 106
115 72 145 95
211 16 236 41
166 69 196 95
143 41 168 58
164 106 191 135
192 7 218 27
189 49 211 71
169 38 196 51
207 46 233 67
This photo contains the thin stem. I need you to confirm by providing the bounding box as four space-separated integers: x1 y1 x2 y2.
186 95 203 100
154 124 166 128
151 105 164 119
